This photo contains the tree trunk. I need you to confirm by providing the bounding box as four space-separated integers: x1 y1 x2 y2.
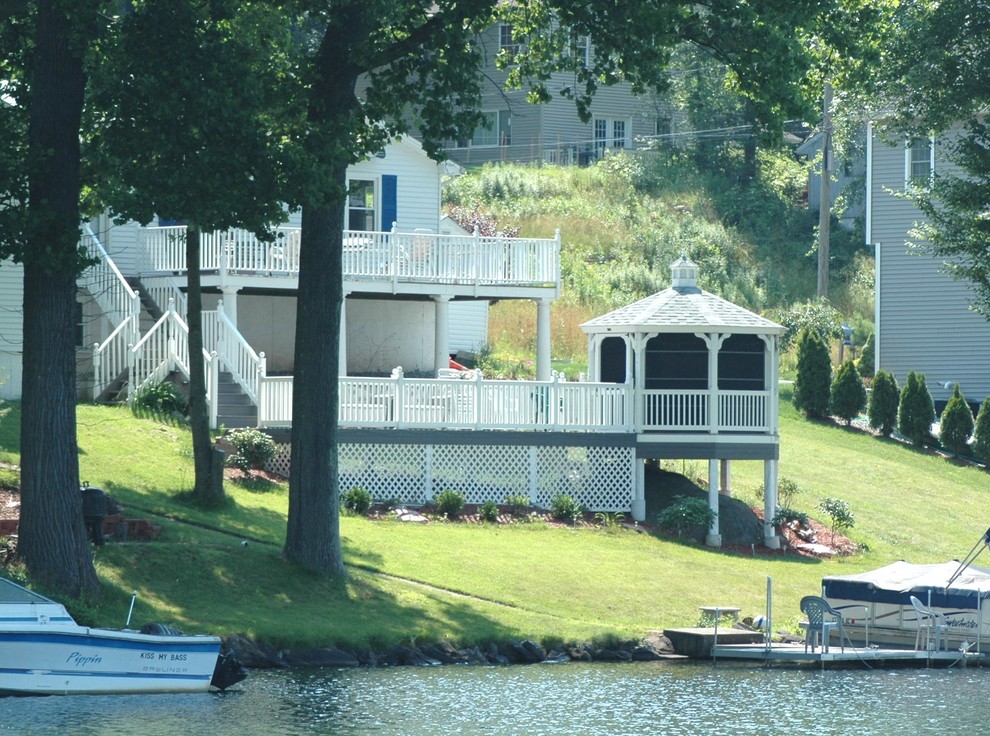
284 194 346 576
18 0 99 598
186 226 222 506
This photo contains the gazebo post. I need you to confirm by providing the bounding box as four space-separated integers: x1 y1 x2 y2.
706 459 722 547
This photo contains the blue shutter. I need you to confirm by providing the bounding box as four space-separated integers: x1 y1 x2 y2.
381 175 397 231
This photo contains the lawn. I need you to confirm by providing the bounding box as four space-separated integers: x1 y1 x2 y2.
1 399 987 652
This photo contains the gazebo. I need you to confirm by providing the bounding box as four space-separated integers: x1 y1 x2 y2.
581 255 785 548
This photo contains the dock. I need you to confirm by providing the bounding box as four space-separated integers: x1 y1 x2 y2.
664 627 987 668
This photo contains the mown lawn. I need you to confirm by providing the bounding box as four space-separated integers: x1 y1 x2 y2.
2 400 986 651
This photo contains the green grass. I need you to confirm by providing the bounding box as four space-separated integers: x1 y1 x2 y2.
3 400 988 652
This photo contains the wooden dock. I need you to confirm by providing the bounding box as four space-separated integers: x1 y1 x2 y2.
663 627 986 668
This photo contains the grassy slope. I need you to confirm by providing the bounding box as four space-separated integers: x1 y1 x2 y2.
3 401 984 651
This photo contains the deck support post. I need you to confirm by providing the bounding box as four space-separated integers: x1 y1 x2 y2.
631 459 645 521
339 292 349 376
219 287 239 325
719 459 731 496
763 459 780 549
535 298 552 381
706 458 722 547
433 295 451 377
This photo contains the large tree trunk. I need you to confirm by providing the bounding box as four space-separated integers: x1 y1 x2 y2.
18 0 99 598
186 226 222 506
284 191 346 575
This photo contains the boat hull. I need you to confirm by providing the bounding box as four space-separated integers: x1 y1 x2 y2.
0 628 222 695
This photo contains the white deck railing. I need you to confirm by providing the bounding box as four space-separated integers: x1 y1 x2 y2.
256 369 772 434
140 225 560 289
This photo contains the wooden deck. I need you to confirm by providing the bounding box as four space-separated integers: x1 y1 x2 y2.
711 641 984 668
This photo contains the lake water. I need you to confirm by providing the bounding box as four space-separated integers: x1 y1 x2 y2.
3 660 985 735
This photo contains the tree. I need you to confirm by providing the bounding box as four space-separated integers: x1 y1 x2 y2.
89 1 291 507
898 370 935 446
973 398 990 467
868 369 899 437
793 328 832 419
829 360 866 425
939 384 974 458
0 1 105 597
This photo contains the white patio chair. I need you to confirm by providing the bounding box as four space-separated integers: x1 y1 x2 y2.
909 595 948 652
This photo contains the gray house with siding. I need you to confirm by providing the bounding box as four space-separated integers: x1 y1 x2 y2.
445 24 663 166
867 122 990 408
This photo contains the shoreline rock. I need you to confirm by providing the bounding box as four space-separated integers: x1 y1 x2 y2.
222 631 690 671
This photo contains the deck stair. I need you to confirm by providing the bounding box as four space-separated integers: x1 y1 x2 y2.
216 371 258 429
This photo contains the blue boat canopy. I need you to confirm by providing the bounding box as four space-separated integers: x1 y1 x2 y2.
823 561 990 610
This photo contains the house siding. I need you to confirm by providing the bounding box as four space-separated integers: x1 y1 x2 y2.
0 260 23 399
870 124 990 406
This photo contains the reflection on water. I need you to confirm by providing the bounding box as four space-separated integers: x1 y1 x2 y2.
2 661 984 735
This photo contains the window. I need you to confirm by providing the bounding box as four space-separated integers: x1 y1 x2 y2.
905 136 934 188
460 110 511 148
717 334 765 391
347 179 376 231
593 117 629 158
644 333 708 390
568 32 590 67
499 23 519 58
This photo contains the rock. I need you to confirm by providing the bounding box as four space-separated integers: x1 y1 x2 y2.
507 640 546 664
542 650 570 664
591 648 632 662
568 645 593 662
384 645 442 667
222 633 286 669
282 647 360 668
421 640 474 664
395 509 429 523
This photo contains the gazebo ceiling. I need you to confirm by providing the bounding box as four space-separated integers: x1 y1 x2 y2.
580 255 784 336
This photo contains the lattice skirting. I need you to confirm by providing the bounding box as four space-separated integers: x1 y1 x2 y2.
267 442 635 512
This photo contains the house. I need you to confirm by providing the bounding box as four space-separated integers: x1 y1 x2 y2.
796 129 865 230
866 122 990 409
445 24 663 166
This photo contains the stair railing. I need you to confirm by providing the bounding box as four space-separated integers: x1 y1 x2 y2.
211 301 264 404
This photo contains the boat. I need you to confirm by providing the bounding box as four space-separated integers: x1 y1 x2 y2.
822 529 990 652
0 575 246 695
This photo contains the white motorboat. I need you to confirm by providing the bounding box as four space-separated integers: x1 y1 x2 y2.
0 576 246 695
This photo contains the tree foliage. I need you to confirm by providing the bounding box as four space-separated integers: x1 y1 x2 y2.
898 370 935 446
857 332 875 378
939 384 974 458
829 360 866 425
793 328 832 419
868 369 899 437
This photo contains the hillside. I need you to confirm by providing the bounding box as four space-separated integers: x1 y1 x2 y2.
443 148 872 374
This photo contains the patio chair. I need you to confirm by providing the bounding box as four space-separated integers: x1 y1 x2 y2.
800 595 846 653
909 595 948 652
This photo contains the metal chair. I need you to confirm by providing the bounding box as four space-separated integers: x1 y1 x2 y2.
800 595 846 653
909 595 948 652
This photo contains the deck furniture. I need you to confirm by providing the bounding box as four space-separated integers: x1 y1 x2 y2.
909 595 948 652
800 595 846 653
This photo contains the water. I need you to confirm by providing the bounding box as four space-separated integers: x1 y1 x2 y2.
2 661 986 735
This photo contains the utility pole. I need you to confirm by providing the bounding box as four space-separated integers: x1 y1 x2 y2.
816 81 833 300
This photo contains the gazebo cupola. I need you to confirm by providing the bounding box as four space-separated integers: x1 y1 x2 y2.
580 255 785 549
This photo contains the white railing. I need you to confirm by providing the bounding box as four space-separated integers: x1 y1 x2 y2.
140 225 561 289
81 224 139 329
210 302 264 403
258 371 771 433
144 277 188 321
91 319 135 401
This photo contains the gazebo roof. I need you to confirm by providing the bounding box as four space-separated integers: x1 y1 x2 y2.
580 255 784 336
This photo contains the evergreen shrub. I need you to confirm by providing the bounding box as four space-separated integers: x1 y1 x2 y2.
973 399 990 465
226 428 277 472
433 489 466 518
898 371 936 446
548 493 584 524
792 328 832 419
829 360 867 425
868 370 899 436
857 333 875 378
341 486 373 515
939 384 975 457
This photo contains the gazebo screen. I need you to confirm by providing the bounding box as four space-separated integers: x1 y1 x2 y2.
644 333 707 389
718 334 765 390
599 336 626 383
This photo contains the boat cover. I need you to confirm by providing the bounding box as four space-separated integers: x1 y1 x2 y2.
822 560 990 610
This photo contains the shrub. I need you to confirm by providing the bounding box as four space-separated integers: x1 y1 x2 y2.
225 428 277 473
973 398 990 465
548 493 584 524
433 489 466 518
478 499 500 523
792 328 832 419
758 477 801 508
341 486 373 515
504 494 531 517
593 511 626 532
868 370 900 436
655 495 717 539
771 507 810 528
767 299 842 353
857 332 875 378
829 360 867 425
817 497 854 545
940 384 975 457
134 380 188 417
898 371 936 446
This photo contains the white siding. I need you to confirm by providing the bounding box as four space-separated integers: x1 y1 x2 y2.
870 124 990 405
346 298 434 374
449 301 489 354
0 260 23 399
348 138 442 232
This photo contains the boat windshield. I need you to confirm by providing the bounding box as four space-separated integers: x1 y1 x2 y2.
0 576 55 604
